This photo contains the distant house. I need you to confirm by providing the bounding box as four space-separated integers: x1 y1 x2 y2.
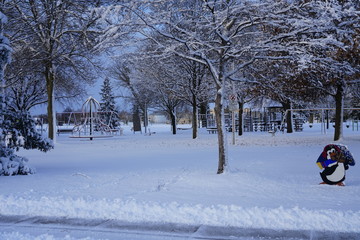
149 111 168 124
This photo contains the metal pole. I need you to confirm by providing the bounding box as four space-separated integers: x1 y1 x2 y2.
231 81 236 144
322 110 324 134
232 110 235 145
321 109 326 134
144 102 148 134
324 109 326 134
250 108 253 132
356 120 359 131
90 102 93 140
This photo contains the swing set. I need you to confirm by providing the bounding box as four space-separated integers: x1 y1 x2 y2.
280 107 360 134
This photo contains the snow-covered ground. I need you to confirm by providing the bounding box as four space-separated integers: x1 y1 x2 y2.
1 123 360 239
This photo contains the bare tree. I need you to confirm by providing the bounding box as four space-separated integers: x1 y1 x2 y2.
109 60 154 132
172 57 213 139
229 80 256 136
137 56 184 135
117 0 307 173
98 0 359 173
4 0 102 140
99 0 322 173
248 59 319 133
290 0 360 141
4 44 47 111
136 50 213 138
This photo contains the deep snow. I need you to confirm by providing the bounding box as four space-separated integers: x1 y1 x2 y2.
0 123 359 239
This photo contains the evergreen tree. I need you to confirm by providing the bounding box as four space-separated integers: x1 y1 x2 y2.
99 77 119 128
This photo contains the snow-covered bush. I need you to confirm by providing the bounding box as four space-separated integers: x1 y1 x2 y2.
0 97 53 176
0 148 35 176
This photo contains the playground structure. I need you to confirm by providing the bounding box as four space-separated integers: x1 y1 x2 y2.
202 107 360 134
202 106 288 133
45 102 360 137
280 108 360 134
56 97 121 139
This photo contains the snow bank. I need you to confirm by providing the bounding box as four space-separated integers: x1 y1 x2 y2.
1 195 359 233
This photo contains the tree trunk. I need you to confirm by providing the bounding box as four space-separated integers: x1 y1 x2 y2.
238 101 244 136
132 107 142 132
334 84 344 141
192 96 198 139
170 110 177 135
326 110 330 129
143 104 148 134
45 65 55 140
282 101 293 133
199 102 207 128
215 83 228 174
0 36 8 149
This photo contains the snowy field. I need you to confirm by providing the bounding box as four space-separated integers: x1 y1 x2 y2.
0 123 360 240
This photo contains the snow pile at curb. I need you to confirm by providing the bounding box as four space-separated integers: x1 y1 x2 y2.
0 232 96 240
1 195 359 233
